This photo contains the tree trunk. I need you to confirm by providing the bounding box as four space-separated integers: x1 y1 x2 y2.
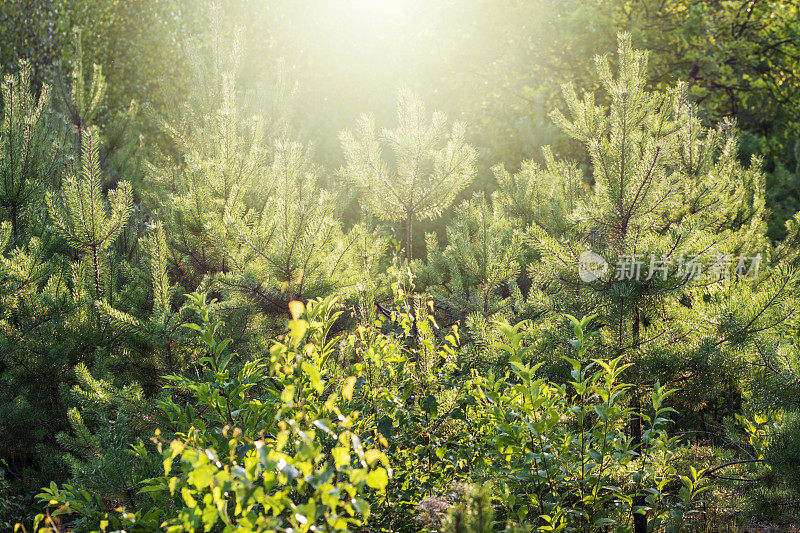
91 245 102 300
633 502 647 533
10 204 18 245
631 306 647 533
405 210 413 262
631 310 642 449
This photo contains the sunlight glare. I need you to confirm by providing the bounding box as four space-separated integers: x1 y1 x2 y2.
336 0 413 41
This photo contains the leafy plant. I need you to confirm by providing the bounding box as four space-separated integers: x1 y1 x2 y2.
343 267 476 530
35 294 390 532
473 314 707 531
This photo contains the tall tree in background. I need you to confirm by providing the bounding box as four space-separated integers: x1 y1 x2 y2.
340 90 477 261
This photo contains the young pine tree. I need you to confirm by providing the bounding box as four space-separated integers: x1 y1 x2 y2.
47 129 133 303
0 53 151 514
96 221 191 376
148 73 268 284
145 27 293 287
511 34 797 529
218 140 383 316
56 27 146 192
0 60 63 244
56 363 160 512
340 90 477 261
416 193 522 322
60 28 107 153
0 65 74 492
150 48 380 324
441 485 495 533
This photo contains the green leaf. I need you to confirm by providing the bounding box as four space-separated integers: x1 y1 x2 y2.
366 467 388 490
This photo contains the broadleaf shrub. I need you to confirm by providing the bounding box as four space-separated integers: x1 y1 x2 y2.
35 294 389 532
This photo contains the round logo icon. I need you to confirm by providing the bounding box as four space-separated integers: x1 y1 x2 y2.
578 250 608 282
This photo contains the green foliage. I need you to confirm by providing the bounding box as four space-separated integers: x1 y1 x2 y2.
0 60 62 243
0 459 26 530
416 193 522 321
1 3 800 528
492 148 585 237
55 24 146 190
146 51 384 331
36 293 389 532
474 315 706 531
19 268 720 532
0 2 68 84
341 90 477 260
3 0 800 231
0 218 73 488
47 129 133 301
342 267 475 530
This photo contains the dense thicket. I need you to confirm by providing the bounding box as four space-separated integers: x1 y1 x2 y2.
1 2 800 532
